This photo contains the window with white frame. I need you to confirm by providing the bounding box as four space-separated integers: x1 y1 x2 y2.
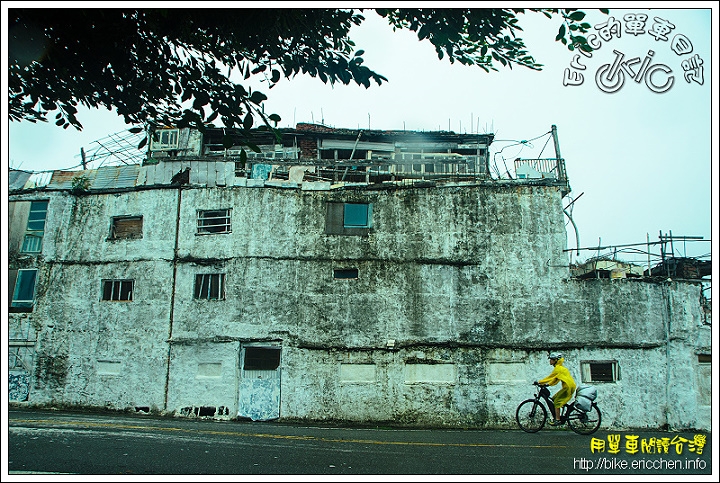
194 273 226 300
10 269 38 311
109 216 143 240
101 279 134 301
21 200 49 253
151 128 179 150
580 360 619 383
197 209 231 234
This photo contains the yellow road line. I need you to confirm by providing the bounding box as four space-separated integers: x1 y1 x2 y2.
9 418 569 449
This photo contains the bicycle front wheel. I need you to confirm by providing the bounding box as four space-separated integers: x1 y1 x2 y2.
567 403 602 435
516 399 547 433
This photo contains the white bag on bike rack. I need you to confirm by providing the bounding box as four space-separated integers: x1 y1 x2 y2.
574 384 597 412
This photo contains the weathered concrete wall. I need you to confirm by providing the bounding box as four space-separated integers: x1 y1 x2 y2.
167 341 239 417
27 259 172 410
8 183 710 430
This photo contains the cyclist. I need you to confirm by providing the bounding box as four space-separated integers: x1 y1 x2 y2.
535 352 577 426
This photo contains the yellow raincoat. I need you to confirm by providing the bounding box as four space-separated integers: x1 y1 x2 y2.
538 357 577 408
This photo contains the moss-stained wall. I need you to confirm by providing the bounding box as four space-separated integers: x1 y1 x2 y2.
8 183 709 430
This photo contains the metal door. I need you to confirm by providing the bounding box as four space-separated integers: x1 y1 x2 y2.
237 345 281 421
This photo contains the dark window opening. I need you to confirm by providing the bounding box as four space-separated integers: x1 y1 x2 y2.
194 274 226 300
243 347 281 371
698 354 711 363
102 279 134 301
589 362 616 382
334 268 359 279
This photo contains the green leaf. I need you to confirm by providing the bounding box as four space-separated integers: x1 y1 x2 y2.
556 24 566 41
249 91 267 104
568 11 586 21
243 112 253 130
268 113 281 122
137 136 148 149
271 69 280 83
129 127 144 133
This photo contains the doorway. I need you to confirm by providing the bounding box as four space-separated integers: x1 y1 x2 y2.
237 344 281 421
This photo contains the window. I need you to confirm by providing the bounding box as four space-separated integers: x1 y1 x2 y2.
580 360 619 383
197 209 231 234
151 129 179 150
21 200 48 253
109 216 143 240
194 274 226 300
102 279 134 301
243 347 281 371
343 203 371 228
10 269 38 311
696 354 711 406
325 202 373 235
334 268 359 279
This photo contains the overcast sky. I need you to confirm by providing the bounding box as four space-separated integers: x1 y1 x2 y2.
4 5 717 267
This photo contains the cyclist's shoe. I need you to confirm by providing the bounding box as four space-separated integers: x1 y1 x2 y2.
548 419 562 426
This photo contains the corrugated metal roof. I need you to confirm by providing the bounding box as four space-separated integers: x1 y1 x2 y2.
10 170 54 190
47 170 88 190
8 170 32 190
93 165 139 189
46 165 141 190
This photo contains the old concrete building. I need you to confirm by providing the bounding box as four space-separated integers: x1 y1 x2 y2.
8 124 711 430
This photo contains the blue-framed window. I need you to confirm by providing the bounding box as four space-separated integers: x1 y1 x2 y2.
21 200 49 253
326 202 373 235
343 203 371 228
11 269 38 311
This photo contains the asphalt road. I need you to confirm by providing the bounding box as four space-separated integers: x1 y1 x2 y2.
6 407 714 478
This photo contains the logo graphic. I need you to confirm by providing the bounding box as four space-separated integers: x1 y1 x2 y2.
562 13 705 93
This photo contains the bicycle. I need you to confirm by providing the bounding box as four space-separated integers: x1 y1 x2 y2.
516 382 602 435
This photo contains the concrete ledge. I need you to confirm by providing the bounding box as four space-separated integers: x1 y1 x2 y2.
246 179 265 187
301 181 332 191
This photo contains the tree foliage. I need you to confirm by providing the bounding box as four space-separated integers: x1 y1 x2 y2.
8 8 606 149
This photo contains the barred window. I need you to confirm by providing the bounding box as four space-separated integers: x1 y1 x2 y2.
580 360 619 383
102 279 134 301
197 209 231 234
194 274 226 300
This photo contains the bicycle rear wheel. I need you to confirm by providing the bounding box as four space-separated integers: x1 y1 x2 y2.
516 399 547 433
567 403 602 435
